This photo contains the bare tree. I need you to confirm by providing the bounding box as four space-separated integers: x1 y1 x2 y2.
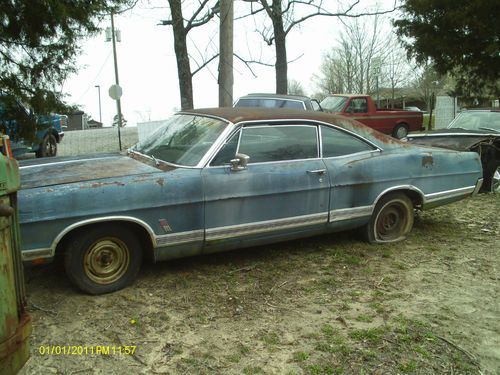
314 15 412 104
287 79 305 95
244 0 396 94
160 0 218 110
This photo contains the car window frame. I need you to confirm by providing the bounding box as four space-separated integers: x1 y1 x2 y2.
235 124 320 165
319 124 379 159
205 119 382 168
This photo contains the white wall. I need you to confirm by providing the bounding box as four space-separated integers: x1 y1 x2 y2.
58 127 138 156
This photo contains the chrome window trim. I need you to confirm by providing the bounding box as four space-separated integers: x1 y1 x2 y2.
203 118 383 167
206 212 329 241
236 124 320 163
155 229 205 247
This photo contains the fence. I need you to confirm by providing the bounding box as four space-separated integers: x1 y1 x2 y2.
58 127 139 157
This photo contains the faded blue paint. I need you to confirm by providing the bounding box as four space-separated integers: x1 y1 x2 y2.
16 109 484 269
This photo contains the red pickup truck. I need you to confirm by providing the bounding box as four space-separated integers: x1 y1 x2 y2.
320 94 423 139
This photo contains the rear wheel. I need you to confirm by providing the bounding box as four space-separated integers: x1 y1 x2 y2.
392 123 408 139
363 193 414 243
64 225 143 294
35 133 57 157
487 163 500 193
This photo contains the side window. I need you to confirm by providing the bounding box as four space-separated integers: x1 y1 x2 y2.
346 98 368 113
210 130 240 166
321 125 375 157
238 125 318 163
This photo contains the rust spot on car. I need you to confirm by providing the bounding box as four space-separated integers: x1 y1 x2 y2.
422 155 434 168
156 178 165 186
88 181 125 188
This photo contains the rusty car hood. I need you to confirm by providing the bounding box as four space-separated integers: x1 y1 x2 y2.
407 129 499 151
19 153 161 189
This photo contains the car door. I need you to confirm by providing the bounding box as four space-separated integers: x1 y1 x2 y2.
202 123 330 252
319 125 382 230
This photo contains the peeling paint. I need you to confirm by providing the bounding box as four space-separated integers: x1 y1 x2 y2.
422 155 434 168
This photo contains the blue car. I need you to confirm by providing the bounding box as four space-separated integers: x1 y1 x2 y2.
18 108 483 294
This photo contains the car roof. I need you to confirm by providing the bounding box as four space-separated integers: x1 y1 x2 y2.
180 107 405 147
238 93 312 101
460 108 500 113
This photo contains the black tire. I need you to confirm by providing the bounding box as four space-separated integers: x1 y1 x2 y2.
64 225 143 294
392 123 408 139
36 133 57 158
363 193 414 244
485 162 500 193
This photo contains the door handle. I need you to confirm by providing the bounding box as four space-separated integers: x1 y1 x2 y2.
0 204 14 217
307 169 326 175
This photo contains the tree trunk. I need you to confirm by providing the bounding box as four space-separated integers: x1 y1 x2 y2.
168 0 193 110
269 0 287 95
218 0 234 107
273 24 287 94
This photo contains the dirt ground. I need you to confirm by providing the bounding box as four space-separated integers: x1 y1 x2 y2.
19 193 499 375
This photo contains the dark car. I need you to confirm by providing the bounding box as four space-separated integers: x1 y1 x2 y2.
406 109 500 193
234 93 323 111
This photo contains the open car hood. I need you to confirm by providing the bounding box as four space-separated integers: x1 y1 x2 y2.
407 129 499 151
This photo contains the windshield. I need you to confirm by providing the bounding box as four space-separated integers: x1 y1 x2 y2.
320 96 348 112
448 111 500 133
133 114 228 166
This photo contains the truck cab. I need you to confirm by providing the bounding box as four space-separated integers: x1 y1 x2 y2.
321 94 423 139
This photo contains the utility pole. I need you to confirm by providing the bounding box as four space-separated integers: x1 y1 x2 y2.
218 0 233 107
110 11 123 150
94 85 102 124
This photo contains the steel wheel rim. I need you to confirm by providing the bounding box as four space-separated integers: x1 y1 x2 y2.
375 203 409 241
84 237 130 284
395 126 407 139
492 166 500 193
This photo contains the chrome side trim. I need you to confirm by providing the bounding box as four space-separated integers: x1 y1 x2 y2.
206 212 328 241
424 185 476 203
473 178 483 195
155 229 204 247
21 248 52 261
329 205 374 222
372 185 426 208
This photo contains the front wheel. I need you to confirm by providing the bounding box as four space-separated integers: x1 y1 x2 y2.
36 133 57 157
363 193 414 243
392 124 408 139
64 225 143 294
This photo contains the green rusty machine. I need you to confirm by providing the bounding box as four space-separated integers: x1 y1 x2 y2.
0 140 31 375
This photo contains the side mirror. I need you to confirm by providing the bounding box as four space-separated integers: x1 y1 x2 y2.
230 153 250 171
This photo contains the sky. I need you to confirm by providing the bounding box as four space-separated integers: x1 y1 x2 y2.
63 0 395 127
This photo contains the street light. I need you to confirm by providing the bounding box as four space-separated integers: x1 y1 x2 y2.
94 85 102 124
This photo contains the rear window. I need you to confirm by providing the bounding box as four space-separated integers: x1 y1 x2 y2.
235 98 305 110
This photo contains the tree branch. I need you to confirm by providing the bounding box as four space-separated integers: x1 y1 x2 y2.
192 53 219 76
